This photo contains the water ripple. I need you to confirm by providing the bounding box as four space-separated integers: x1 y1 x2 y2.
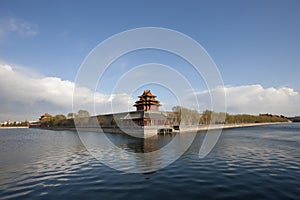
0 125 300 199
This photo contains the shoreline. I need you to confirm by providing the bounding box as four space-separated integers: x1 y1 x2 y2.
30 122 291 134
0 126 29 129
174 122 290 133
197 122 290 131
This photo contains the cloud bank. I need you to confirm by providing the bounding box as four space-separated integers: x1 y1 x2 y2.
194 84 300 116
0 64 299 121
0 64 134 121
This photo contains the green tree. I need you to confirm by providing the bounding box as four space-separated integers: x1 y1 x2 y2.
111 118 116 126
75 110 90 126
78 110 90 118
53 114 67 126
200 110 212 125
67 112 76 119
172 106 200 125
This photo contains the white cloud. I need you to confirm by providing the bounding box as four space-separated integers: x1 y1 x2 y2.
0 64 134 121
194 84 300 116
0 17 38 39
1 63 299 121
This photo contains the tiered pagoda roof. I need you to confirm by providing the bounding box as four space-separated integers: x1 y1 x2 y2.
133 90 161 111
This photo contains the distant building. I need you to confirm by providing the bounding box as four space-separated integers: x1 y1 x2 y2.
86 90 173 137
39 113 52 121
33 90 174 137
122 90 169 126
29 121 41 128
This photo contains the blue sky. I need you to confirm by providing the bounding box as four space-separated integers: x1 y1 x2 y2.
0 0 300 120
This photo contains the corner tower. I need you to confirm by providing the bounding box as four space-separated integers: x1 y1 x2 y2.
133 90 161 111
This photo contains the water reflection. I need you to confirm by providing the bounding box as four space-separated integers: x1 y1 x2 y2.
114 134 174 153
79 131 197 173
